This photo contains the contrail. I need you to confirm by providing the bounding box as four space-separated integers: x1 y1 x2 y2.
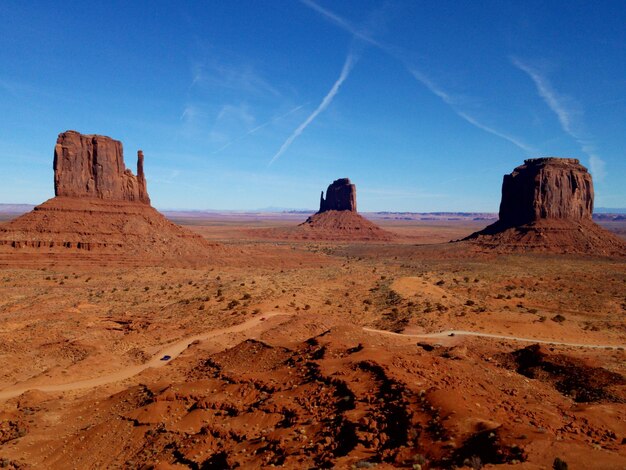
301 0 535 155
410 69 536 154
299 0 381 47
269 53 357 165
510 57 576 135
511 56 606 179
212 103 307 154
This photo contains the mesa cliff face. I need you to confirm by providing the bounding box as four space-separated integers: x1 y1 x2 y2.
465 157 625 255
498 158 593 227
319 178 357 213
53 131 150 204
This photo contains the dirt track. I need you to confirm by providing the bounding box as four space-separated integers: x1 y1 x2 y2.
0 312 291 400
364 327 626 349
2 312 623 401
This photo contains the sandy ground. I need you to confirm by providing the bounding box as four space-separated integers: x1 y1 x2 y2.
0 216 625 469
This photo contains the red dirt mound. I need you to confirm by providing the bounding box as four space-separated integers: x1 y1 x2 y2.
252 210 395 241
24 329 626 469
0 197 213 260
464 219 626 256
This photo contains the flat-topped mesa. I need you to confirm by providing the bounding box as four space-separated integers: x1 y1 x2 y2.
463 156 625 255
53 130 150 204
319 178 357 213
498 157 593 228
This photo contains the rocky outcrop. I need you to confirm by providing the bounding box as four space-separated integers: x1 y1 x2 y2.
53 131 150 204
319 178 356 213
465 157 625 255
0 130 213 264
498 158 593 227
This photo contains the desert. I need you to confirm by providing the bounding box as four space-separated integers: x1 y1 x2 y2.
2 2 626 469
0 132 625 469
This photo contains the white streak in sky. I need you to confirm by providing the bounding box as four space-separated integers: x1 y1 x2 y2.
213 103 307 154
300 0 381 47
410 69 536 154
301 0 535 154
511 56 606 179
510 57 576 135
269 53 357 165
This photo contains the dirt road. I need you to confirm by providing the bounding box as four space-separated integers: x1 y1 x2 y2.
0 312 290 401
1 313 623 401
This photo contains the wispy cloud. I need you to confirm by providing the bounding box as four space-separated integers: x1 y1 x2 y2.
209 103 257 144
511 56 606 179
191 61 281 97
301 1 535 155
180 104 201 123
269 53 357 165
213 103 307 154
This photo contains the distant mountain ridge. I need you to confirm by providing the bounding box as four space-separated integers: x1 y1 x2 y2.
2 204 625 219
0 204 36 213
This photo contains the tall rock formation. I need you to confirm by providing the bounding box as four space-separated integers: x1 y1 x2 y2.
497 158 593 227
0 131 212 263
53 131 150 204
319 178 357 213
293 178 392 240
465 157 625 255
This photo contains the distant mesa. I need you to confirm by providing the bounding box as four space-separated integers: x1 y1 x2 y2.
319 178 357 213
0 130 213 264
464 157 625 255
296 178 394 241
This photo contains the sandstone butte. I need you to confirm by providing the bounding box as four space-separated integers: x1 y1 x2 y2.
53 131 150 204
319 178 357 213
464 157 626 255
298 178 394 241
0 130 213 264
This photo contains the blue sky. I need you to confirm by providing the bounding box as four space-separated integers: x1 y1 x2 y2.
1 0 625 211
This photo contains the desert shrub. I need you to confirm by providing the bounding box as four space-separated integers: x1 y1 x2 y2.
386 290 402 305
552 314 566 323
227 300 239 309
